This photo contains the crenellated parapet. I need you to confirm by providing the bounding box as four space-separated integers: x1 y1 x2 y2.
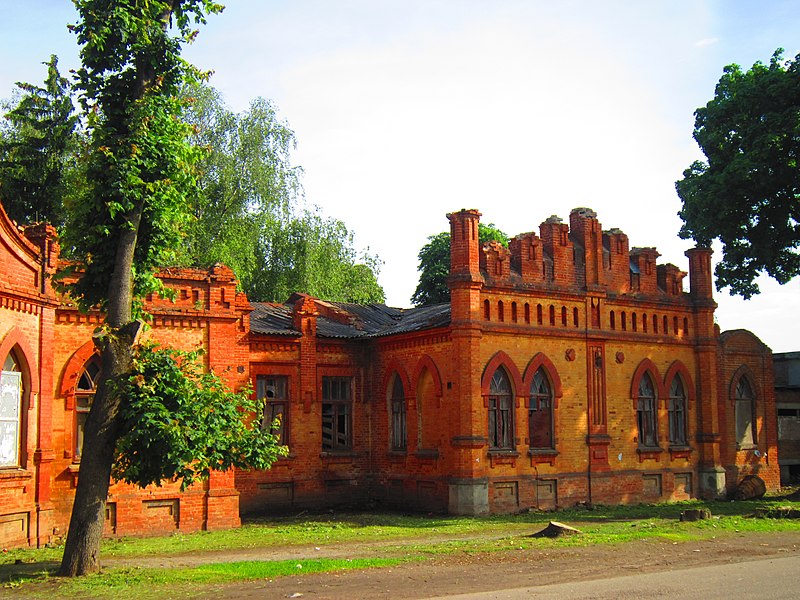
449 207 711 306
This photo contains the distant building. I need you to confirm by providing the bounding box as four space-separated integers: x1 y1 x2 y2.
774 352 800 484
0 201 779 548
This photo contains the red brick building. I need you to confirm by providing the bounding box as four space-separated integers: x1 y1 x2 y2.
0 202 779 548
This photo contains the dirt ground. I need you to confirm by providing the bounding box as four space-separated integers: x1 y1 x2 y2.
109 528 800 599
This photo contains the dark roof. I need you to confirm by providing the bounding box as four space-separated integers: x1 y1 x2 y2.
249 303 299 336
249 300 450 339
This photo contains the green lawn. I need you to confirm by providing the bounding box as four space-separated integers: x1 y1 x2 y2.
4 496 800 598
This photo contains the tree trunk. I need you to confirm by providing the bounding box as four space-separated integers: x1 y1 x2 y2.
58 213 143 576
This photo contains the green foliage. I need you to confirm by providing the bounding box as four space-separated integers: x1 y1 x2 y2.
181 82 301 286
676 49 800 298
181 81 384 304
411 223 509 306
252 207 385 303
113 342 287 490
0 55 80 228
64 0 223 315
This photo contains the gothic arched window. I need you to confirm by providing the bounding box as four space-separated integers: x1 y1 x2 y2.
636 372 658 448
488 368 513 450
668 375 687 446
529 368 554 449
390 374 407 451
735 376 756 447
0 351 23 467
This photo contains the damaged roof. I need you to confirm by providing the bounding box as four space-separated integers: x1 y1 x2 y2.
249 300 450 339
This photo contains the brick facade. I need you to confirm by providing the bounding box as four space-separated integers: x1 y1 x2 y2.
0 201 781 547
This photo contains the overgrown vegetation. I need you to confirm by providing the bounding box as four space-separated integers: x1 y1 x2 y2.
4 498 800 597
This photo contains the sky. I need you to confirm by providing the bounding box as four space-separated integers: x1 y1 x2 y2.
1 1 799 352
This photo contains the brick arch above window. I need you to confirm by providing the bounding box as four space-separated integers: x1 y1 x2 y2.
0 326 39 395
522 353 563 407
663 360 696 402
381 360 412 399
60 340 99 409
728 364 760 404
411 354 444 399
480 351 523 396
629 358 665 407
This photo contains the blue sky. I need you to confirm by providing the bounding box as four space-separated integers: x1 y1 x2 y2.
1 1 799 352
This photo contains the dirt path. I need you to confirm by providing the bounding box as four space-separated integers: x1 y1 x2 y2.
110 529 800 599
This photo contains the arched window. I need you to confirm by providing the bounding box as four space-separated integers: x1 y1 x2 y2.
636 372 658 448
498 300 505 322
0 351 23 467
735 376 756 446
529 368 554 449
488 368 513 450
668 375 687 446
75 357 101 459
390 374 407 451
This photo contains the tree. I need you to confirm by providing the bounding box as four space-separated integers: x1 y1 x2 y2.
676 49 800 298
181 81 384 304
181 82 301 289
411 223 509 306
0 55 80 228
57 1 282 577
252 207 385 303
113 343 285 490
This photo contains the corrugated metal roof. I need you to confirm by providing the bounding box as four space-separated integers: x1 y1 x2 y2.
249 303 300 336
249 300 450 339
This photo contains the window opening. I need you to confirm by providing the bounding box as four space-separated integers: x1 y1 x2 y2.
529 368 554 449
488 368 513 450
257 375 288 444
390 375 407 451
322 376 352 451
637 372 658 448
668 376 687 446
75 358 101 459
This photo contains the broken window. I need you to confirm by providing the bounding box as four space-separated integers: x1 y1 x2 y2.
636 372 658 448
257 375 288 445
488 368 513 450
322 376 352 452
390 374 406 451
735 376 756 447
75 357 101 459
668 375 687 446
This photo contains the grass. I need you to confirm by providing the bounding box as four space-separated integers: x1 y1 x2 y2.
4 495 800 598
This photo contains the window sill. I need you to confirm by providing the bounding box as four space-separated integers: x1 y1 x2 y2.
320 451 357 460
668 445 693 460
414 448 440 460
636 446 663 462
488 450 519 467
528 448 558 465
0 468 32 482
